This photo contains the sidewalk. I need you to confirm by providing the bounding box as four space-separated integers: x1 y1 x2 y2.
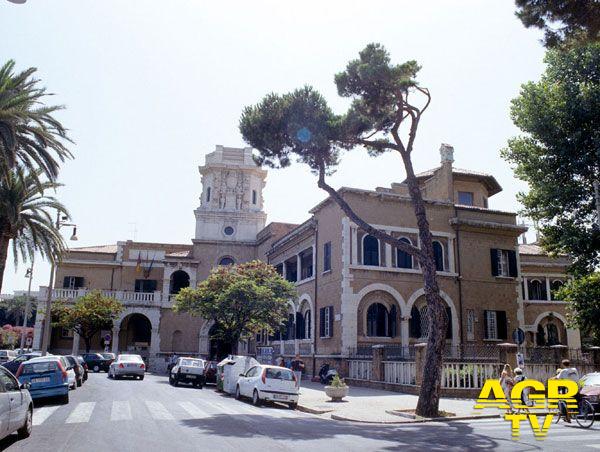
297 381 497 423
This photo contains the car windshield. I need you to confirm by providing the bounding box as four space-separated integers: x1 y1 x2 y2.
101 354 115 359
583 374 600 386
265 368 294 381
181 359 202 367
22 361 58 374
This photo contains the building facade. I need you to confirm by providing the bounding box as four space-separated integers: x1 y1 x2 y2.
33 144 579 372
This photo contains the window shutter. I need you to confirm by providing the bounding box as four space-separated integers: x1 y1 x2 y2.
410 307 421 338
497 310 507 340
328 306 334 337
389 305 397 338
63 277 70 289
483 310 489 339
490 249 499 276
508 250 518 277
319 307 325 337
445 306 452 339
75 277 85 288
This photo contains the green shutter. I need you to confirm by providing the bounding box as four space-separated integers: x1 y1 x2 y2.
490 249 499 276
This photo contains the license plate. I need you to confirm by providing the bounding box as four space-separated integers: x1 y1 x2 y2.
273 394 288 400
185 375 197 379
31 377 50 383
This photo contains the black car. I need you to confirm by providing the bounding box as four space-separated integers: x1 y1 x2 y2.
65 355 85 386
76 355 89 381
1 352 42 376
82 353 111 372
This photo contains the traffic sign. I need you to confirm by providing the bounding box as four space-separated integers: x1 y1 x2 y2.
104 333 112 342
512 328 525 345
25 337 32 346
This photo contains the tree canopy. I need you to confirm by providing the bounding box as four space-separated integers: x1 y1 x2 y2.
174 260 296 350
515 0 600 48
502 43 600 274
52 291 123 352
557 272 600 345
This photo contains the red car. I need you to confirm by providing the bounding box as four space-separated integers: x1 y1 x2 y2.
204 361 218 385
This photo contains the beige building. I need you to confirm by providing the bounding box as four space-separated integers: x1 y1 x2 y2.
33 144 579 372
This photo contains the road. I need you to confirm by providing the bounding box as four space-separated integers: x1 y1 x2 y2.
2 373 600 451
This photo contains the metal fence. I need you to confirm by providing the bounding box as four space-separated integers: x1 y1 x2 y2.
348 360 372 380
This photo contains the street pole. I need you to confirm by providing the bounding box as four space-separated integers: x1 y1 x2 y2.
40 262 56 356
19 265 34 351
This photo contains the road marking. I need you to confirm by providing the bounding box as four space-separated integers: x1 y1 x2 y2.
111 401 132 421
65 402 95 424
145 401 174 420
550 434 600 442
178 402 209 419
32 406 60 426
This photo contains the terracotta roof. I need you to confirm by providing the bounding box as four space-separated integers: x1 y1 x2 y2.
69 244 118 254
411 167 502 196
519 243 546 255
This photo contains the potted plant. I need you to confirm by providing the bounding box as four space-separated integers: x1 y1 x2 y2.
325 375 349 401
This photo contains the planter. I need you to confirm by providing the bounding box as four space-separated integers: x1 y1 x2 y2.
325 385 349 402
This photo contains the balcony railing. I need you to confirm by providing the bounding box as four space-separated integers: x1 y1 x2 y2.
41 287 164 305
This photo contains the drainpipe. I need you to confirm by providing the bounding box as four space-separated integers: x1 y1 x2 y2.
313 219 318 378
453 206 465 351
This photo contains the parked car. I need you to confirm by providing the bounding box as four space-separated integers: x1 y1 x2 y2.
235 365 299 409
204 361 218 385
580 372 600 409
0 366 33 440
65 355 85 387
1 352 43 376
0 350 18 363
108 354 145 380
16 356 74 404
76 356 88 382
82 353 111 372
170 357 205 388
100 353 116 365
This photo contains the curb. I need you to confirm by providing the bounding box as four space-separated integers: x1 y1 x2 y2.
297 405 334 415
330 413 502 424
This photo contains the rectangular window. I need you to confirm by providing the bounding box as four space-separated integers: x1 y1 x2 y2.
458 191 474 206
490 249 517 277
63 276 84 289
483 310 507 340
300 249 313 280
323 242 331 272
135 279 157 293
319 306 333 338
274 263 283 276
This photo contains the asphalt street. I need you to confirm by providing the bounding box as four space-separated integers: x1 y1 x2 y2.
1 373 599 451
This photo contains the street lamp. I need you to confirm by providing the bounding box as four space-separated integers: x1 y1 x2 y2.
40 212 78 356
19 265 34 351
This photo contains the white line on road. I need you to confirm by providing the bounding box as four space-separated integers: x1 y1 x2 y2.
111 401 132 421
32 406 60 426
65 402 95 424
549 434 600 442
145 401 174 420
178 402 210 419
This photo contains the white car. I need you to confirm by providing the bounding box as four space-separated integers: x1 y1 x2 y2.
108 354 146 380
0 366 33 440
170 357 205 388
235 365 299 409
0 350 17 363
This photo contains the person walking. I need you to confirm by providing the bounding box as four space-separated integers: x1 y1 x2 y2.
290 354 305 385
500 363 515 413
275 355 284 367
513 367 532 411
556 359 580 423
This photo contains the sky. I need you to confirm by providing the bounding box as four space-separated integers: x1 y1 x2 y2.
0 0 546 294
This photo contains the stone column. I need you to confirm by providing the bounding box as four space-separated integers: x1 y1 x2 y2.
545 277 552 301
566 329 582 349
372 344 385 382
400 317 410 348
448 238 456 273
111 327 119 353
296 255 301 281
523 278 529 301
385 232 392 267
351 226 358 265
71 332 80 355
498 343 518 369
414 342 427 386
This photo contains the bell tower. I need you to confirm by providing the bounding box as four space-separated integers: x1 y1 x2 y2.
194 145 267 242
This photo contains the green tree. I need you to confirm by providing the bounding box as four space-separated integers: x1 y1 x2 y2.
515 0 600 48
240 43 447 417
0 294 35 326
174 260 296 353
502 43 600 275
0 60 72 182
0 166 68 293
557 273 600 345
52 291 124 353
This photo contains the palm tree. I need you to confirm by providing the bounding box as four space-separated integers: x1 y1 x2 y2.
0 166 68 293
0 59 72 182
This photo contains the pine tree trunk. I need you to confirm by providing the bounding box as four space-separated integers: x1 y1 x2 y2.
0 232 10 295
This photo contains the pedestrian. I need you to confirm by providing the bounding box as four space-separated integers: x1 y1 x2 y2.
499 363 515 413
290 354 305 385
556 359 580 423
513 367 532 410
275 355 284 367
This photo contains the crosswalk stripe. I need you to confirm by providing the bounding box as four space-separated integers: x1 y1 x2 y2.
111 401 132 421
32 406 60 426
65 402 95 424
145 401 174 420
551 434 600 442
178 402 209 419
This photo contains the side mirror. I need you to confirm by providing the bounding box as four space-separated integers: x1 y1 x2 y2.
239 373 245 377
20 382 30 390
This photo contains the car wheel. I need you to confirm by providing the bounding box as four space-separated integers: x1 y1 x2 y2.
77 378 82 387
139 375 144 381
93 365 100 372
169 375 174 385
61 393 69 404
288 402 298 410
235 385 242 400
252 389 262 407
17 408 32 439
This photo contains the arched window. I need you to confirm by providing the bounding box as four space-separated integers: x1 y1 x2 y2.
363 235 380 266
366 303 388 337
295 312 305 340
433 241 444 271
409 306 421 338
536 324 546 346
419 306 429 339
409 304 452 340
550 280 564 300
528 279 546 300
218 256 235 266
396 237 412 269
547 323 560 346
304 310 311 339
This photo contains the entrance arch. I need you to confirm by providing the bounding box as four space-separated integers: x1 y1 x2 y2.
169 270 190 295
119 313 152 357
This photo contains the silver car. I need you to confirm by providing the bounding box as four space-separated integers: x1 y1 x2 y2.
0 366 33 440
108 354 146 380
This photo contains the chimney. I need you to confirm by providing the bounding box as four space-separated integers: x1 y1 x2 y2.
439 143 454 202
440 143 454 166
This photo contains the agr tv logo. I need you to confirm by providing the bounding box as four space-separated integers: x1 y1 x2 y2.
474 379 579 439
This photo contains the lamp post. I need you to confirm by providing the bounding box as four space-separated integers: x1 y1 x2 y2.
19 265 34 351
40 212 78 356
